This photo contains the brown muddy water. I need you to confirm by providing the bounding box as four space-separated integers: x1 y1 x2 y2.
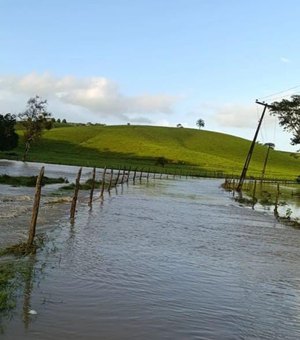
1 161 300 339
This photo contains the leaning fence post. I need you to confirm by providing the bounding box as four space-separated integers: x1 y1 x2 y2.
70 167 82 220
27 166 44 248
88 167 96 207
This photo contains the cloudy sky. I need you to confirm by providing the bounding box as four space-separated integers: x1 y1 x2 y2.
1 0 300 151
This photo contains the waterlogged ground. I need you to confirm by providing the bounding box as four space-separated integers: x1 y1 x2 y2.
1 161 300 339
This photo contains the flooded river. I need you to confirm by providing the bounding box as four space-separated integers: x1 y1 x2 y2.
1 161 300 339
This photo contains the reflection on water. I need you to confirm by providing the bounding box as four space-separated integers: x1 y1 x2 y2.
1 161 300 339
0 255 37 335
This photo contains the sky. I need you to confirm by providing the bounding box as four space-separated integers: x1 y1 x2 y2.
1 0 300 152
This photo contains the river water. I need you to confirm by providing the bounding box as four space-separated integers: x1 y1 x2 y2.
1 161 300 339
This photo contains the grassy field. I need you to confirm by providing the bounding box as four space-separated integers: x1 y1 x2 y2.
1 124 299 180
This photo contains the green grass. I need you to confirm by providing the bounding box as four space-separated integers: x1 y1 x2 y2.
0 174 67 187
1 124 300 180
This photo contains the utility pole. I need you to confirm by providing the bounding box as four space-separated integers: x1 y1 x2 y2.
261 142 275 183
236 100 272 192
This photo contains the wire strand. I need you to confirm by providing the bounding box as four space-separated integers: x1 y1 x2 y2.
257 85 300 101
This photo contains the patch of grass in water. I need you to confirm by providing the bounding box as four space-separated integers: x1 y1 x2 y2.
0 235 45 257
60 178 110 191
0 174 67 187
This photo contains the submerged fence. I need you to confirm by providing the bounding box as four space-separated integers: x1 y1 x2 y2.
16 165 191 250
222 177 299 227
3 164 299 252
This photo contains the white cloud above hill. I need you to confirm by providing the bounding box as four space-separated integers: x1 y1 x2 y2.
0 73 178 122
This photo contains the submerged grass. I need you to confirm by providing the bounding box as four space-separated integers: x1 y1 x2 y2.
0 234 46 257
222 179 300 228
0 174 67 187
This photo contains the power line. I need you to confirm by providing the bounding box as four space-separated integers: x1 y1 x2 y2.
257 85 300 101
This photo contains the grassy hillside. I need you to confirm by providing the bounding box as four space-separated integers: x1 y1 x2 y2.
1 124 299 180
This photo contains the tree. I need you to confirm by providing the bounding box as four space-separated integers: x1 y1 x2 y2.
196 119 205 129
269 95 300 145
18 96 52 161
0 113 19 151
155 156 167 167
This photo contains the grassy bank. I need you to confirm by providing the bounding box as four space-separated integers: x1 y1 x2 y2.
1 124 299 180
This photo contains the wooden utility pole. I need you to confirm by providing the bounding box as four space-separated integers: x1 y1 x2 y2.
261 143 275 183
236 100 271 192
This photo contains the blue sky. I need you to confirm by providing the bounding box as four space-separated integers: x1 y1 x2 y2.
1 0 300 152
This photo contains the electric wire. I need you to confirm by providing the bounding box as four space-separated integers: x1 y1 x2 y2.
257 85 300 101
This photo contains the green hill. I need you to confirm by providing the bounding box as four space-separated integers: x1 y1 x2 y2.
1 124 299 180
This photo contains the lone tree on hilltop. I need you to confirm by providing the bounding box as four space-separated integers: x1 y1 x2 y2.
196 118 205 129
0 113 19 151
18 96 52 161
269 95 300 145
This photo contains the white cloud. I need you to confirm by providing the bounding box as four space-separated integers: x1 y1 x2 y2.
213 103 275 129
280 57 290 63
0 73 178 122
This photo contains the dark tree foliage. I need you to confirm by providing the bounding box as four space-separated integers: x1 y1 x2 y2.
0 113 19 151
18 96 52 161
196 118 205 129
269 95 300 145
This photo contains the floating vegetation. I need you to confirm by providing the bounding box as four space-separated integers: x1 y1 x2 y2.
0 174 67 187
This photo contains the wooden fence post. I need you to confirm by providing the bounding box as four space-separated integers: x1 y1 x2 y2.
133 168 137 183
139 169 143 182
274 183 280 218
108 169 114 192
88 167 96 207
100 166 107 199
27 166 44 248
252 180 257 209
147 169 150 181
126 167 131 183
115 168 121 185
70 167 82 220
121 168 126 184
